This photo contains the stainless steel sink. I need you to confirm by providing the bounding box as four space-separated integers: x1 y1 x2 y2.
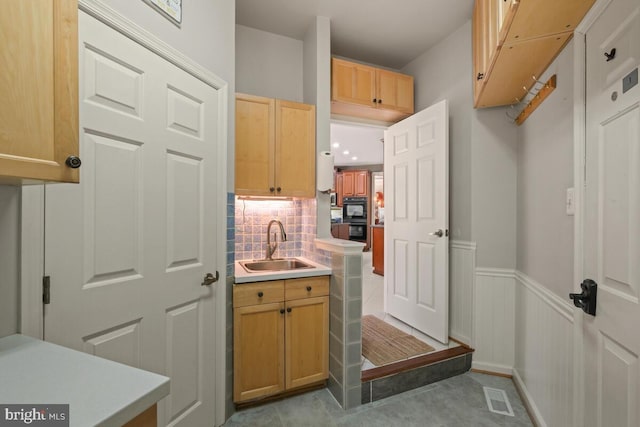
239 258 315 272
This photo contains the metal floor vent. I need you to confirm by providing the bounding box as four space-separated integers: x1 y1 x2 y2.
483 386 514 417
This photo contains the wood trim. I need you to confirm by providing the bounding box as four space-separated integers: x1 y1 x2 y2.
471 368 513 379
361 345 474 382
122 404 157 427
234 381 326 410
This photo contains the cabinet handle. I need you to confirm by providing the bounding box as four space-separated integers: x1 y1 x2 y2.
286 307 292 313
276 187 282 192
477 73 485 81
306 286 312 292
269 187 275 192
257 291 264 298
280 308 285 314
65 156 82 169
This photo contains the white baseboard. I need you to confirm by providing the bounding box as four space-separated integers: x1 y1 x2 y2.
513 368 548 427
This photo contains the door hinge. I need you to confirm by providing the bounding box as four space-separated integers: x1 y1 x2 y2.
43 276 50 305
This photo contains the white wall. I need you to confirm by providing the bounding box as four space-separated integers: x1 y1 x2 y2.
236 25 304 101
0 186 20 338
517 40 575 299
402 21 473 243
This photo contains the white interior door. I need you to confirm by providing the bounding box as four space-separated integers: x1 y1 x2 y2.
384 100 449 343
583 0 640 425
44 11 221 426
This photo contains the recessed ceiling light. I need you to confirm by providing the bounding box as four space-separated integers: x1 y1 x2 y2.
343 150 350 155
332 142 340 148
352 156 358 161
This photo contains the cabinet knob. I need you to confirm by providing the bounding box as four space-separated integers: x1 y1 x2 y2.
280 308 285 314
257 291 264 298
65 156 82 169
372 98 377 103
276 187 282 192
477 73 485 81
306 286 312 292
377 99 382 104
286 307 292 313
269 187 275 192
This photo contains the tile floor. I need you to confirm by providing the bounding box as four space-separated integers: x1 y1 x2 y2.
360 251 459 370
224 371 534 426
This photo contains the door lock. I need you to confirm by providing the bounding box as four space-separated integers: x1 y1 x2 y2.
201 271 219 286
429 229 444 238
569 279 597 316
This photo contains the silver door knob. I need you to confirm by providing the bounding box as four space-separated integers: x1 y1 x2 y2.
429 229 444 238
201 271 219 286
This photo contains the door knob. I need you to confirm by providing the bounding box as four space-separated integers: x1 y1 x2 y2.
201 271 219 286
429 229 444 238
569 279 597 316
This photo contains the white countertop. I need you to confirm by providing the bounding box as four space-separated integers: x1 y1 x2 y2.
0 334 170 427
234 256 331 283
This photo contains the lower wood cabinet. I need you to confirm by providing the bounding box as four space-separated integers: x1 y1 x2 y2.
233 276 329 403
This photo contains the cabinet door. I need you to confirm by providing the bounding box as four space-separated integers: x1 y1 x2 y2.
376 69 414 114
235 94 275 196
234 302 285 402
354 171 368 196
285 296 329 390
332 58 376 108
335 172 344 206
275 100 315 197
0 0 78 184
342 171 355 196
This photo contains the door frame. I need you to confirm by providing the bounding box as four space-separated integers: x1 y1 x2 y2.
572 1 613 426
19 1 229 425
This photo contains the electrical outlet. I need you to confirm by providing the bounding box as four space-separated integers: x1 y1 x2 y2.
566 187 575 216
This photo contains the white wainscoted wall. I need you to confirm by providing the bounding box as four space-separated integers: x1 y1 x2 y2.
449 241 476 345
513 271 574 427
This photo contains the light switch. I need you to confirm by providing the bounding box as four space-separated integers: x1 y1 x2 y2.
566 187 575 216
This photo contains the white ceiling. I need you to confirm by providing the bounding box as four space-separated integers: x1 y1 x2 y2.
330 122 385 167
235 0 474 69
236 0 474 167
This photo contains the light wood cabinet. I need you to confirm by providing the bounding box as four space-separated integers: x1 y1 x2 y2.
233 276 329 403
473 0 595 108
235 93 316 197
335 172 344 206
0 0 79 184
354 171 368 196
342 171 355 196
331 58 414 123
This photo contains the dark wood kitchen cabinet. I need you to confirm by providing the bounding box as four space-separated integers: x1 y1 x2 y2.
372 226 384 275
331 223 349 240
337 170 369 198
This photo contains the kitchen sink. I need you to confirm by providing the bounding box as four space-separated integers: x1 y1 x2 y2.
239 258 315 272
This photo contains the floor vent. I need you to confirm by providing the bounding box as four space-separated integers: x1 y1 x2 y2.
483 386 514 416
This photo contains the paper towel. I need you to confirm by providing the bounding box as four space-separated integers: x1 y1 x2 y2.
317 151 334 192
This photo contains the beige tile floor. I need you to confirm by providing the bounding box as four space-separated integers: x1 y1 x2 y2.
360 251 458 370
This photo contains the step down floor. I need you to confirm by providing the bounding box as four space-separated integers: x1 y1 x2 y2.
361 345 474 404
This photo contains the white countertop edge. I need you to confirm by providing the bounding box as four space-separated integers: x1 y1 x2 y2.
0 334 170 427
234 256 331 283
314 238 365 255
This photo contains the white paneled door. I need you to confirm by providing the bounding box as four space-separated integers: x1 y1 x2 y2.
384 100 449 343
583 0 640 425
44 11 221 426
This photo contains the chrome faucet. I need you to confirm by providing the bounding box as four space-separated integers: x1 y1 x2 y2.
266 219 287 260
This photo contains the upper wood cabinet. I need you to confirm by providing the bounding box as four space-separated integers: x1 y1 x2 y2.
473 0 595 108
337 170 369 198
331 58 414 123
235 93 316 198
0 0 79 184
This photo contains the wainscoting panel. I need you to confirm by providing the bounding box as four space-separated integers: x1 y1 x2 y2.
449 241 476 345
513 271 574 427
472 268 516 375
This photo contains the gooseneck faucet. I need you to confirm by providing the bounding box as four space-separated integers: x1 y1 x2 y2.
266 219 287 260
